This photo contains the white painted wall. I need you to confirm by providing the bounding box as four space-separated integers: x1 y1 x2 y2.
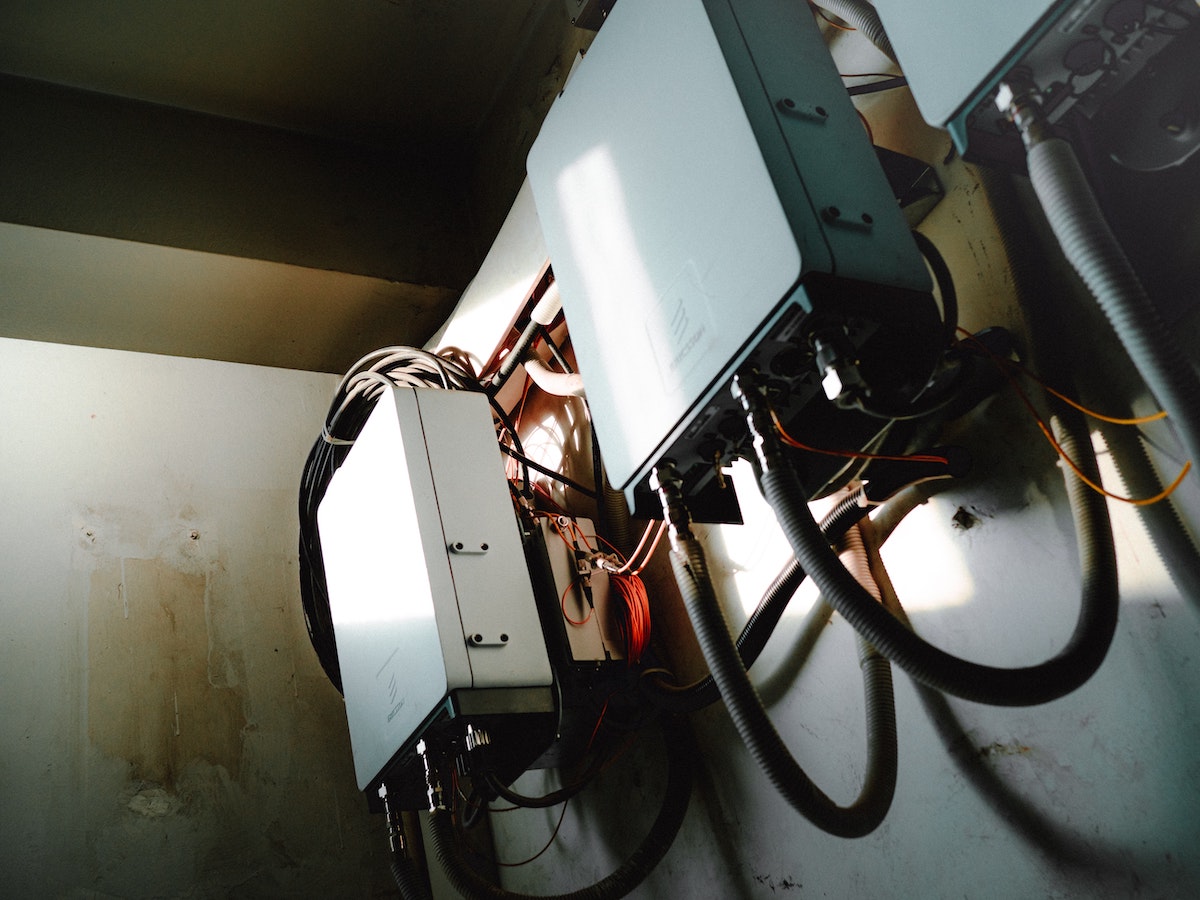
487 437 1200 898
424 23 1200 898
0 337 394 897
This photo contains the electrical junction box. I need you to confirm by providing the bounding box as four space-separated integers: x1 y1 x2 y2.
317 386 554 800
873 0 1200 165
527 0 944 521
537 516 624 663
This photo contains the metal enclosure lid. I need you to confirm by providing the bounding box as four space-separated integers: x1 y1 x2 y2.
528 0 802 494
318 386 550 789
872 0 1059 130
527 0 928 494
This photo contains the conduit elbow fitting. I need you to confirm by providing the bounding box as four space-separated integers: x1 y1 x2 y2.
996 78 1049 149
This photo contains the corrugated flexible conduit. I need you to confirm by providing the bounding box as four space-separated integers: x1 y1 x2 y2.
425 717 694 900
658 470 898 837
1011 92 1200 480
814 0 897 63
644 487 872 713
1099 420 1200 603
737 359 1119 707
979 159 1200 607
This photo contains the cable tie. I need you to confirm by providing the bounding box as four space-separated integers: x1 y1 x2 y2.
320 426 355 446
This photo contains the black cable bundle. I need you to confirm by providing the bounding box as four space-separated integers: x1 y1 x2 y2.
298 347 485 693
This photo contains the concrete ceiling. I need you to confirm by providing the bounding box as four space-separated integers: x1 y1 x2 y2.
0 0 590 373
0 0 556 152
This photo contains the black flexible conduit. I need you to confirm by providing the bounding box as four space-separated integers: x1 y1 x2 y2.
746 380 1119 706
911 229 959 350
483 750 608 810
428 718 694 900
392 853 432 900
663 507 897 837
644 488 871 713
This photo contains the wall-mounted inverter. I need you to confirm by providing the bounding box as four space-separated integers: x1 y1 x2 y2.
527 0 946 521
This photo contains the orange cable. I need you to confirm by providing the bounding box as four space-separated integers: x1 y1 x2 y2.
609 573 651 664
978 339 1191 506
615 520 657 573
629 523 668 576
561 576 593 626
956 327 1168 425
1027 387 1189 506
616 521 668 575
585 695 613 754
810 1 855 29
587 531 632 568
770 407 950 465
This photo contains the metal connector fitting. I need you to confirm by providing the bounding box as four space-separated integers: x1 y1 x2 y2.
378 783 407 855
464 724 491 753
650 461 694 553
811 334 865 407
996 77 1049 149
731 371 788 475
416 738 446 813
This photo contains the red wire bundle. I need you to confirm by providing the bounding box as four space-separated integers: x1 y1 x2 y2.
607 572 651 665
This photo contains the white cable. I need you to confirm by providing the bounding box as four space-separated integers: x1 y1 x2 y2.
530 281 562 326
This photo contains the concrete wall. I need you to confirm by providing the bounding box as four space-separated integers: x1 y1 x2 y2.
0 337 394 898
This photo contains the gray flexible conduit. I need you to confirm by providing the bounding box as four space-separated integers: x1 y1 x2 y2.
1026 137 1200 478
428 718 694 900
1099 420 1200 604
759 401 1119 706
983 157 1200 608
669 529 897 837
645 488 871 713
814 0 898 64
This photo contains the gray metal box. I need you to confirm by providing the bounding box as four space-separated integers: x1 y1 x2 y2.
873 0 1196 156
527 0 933 512
317 386 552 790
